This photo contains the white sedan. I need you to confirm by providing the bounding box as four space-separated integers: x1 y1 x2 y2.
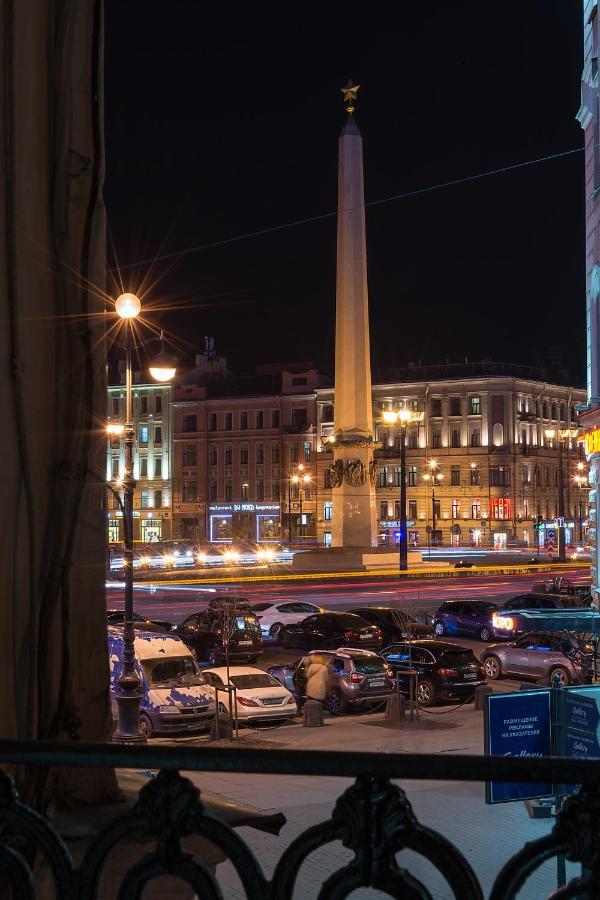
252 601 325 639
202 666 297 724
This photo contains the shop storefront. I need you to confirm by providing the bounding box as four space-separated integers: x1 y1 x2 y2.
208 502 281 543
106 510 171 543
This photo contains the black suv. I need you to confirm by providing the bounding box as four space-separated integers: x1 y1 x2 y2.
380 639 486 706
279 612 382 651
346 606 433 643
172 597 262 665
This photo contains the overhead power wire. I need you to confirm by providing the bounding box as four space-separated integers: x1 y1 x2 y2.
114 144 584 272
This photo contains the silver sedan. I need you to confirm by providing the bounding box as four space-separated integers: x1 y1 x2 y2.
481 632 590 686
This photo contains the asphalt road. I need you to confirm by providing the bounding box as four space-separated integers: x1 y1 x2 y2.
106 564 590 690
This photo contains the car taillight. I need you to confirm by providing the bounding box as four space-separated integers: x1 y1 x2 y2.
237 696 259 707
344 631 359 640
436 668 458 677
386 669 393 679
374 628 382 638
286 694 297 704
573 658 582 666
350 673 364 684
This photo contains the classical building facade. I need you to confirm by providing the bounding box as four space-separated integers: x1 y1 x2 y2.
106 382 174 543
167 361 587 549
578 1 600 599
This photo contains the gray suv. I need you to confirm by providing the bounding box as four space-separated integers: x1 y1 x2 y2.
267 648 394 714
481 632 593 686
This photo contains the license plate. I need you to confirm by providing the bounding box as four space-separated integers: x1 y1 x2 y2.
463 672 477 680
360 634 371 640
369 679 385 687
239 640 252 646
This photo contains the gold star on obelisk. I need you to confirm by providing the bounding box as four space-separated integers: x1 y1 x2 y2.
341 79 360 114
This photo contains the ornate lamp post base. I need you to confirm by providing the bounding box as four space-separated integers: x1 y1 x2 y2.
113 694 147 745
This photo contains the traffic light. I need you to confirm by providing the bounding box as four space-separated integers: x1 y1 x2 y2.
534 514 544 531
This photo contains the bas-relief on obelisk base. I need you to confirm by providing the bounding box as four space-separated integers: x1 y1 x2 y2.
331 81 377 548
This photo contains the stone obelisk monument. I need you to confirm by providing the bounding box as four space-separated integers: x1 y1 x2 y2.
330 82 377 548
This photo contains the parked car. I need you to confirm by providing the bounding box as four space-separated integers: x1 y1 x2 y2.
252 600 325 639
107 627 215 737
432 594 587 642
380 639 486 706
345 606 433 643
202 666 297 724
106 610 172 632
481 632 593 686
172 601 262 665
278 612 382 651
268 648 394 714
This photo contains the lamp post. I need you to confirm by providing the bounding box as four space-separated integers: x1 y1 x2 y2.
382 409 423 570
423 460 443 555
574 462 587 543
288 464 310 545
111 293 176 744
544 428 579 563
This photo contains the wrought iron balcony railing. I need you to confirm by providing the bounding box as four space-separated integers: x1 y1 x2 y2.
1 740 600 898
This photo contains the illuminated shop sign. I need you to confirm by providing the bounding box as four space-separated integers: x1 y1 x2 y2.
582 428 600 455
378 520 415 529
208 502 280 513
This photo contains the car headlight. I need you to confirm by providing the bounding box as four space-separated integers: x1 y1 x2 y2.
159 705 180 715
492 613 514 631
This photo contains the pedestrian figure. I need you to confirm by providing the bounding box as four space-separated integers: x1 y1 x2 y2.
304 654 330 705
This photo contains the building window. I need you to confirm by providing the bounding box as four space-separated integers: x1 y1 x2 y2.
380 501 389 519
378 466 388 488
154 457 162 478
324 470 333 489
139 425 149 445
272 444 280 464
407 465 417 486
183 481 197 502
324 500 332 520
109 433 120 449
490 498 512 520
155 394 162 414
393 466 401 487
139 458 147 477
408 429 418 449
322 404 334 422
451 428 460 448
409 499 417 519
111 457 120 478
433 499 441 519
256 479 264 501
292 408 308 430
207 445 217 467
522 464 530 485
471 499 481 519
154 490 162 508
141 490 149 509
224 445 233 466
409 399 420 411
470 428 481 448
451 499 460 519
430 398 442 417
209 480 217 501
545 467 550 486
490 466 510 486
451 465 460 486
272 481 280 500
323 531 332 547
183 445 197 467
470 467 480 486
240 412 248 430
224 480 232 501
256 444 264 464
154 426 162 445
139 396 148 415
224 412 232 431
112 397 120 416
469 396 481 415
304 441 311 462
271 409 280 428
450 398 461 416
431 429 442 449
240 444 249 465
290 445 299 463
535 466 541 486
208 413 217 432
256 410 264 429
182 415 197 433
241 483 249 500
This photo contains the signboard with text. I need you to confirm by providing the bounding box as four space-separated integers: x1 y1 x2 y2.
485 690 553 804
556 686 600 795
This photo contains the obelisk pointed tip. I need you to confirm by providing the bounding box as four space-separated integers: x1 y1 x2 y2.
339 79 361 135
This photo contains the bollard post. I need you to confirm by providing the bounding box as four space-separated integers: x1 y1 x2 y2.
474 685 493 710
303 699 324 727
385 692 406 723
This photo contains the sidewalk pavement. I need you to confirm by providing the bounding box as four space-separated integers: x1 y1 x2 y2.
156 702 578 898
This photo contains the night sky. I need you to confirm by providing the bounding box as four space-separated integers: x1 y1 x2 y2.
104 1 585 384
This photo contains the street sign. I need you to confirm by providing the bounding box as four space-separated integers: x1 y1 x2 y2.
425 525 432 534
558 690 600 733
556 686 600 796
484 690 553 804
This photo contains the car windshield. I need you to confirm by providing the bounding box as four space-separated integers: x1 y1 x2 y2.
229 673 281 689
439 650 478 666
353 659 388 674
142 656 206 688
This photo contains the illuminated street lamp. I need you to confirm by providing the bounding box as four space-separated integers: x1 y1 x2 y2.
111 293 177 744
423 459 443 558
574 461 587 543
288 463 311 545
544 428 579 562
382 408 423 570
